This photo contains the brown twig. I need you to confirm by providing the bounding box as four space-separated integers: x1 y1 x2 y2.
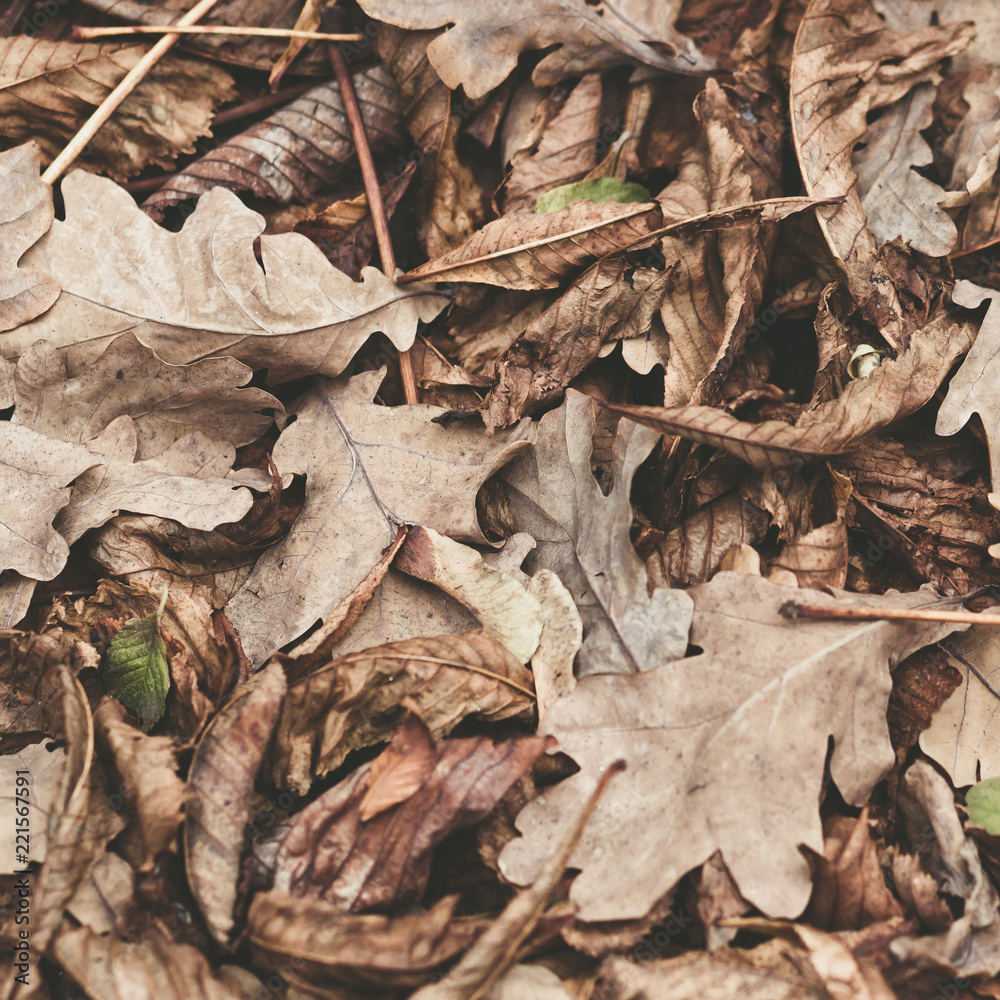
42 0 224 184
321 7 419 405
211 82 316 126
71 24 364 42
779 601 1000 626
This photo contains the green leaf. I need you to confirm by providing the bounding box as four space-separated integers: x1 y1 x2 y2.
967 777 1000 834
534 177 652 214
100 590 170 732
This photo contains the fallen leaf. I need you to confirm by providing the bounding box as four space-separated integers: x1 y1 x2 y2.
272 713 549 911
852 83 957 258
499 573 960 921
605 305 975 469
271 629 534 795
356 0 710 101
248 890 488 991
0 143 58 331
534 177 652 214
142 67 405 216
185 661 286 944
223 368 533 667
968 778 1000 834
8 168 446 380
93 698 186 869
500 391 694 676
789 0 972 341
526 569 581 720
53 925 267 1000
402 199 663 289
394 524 543 662
0 38 234 181
0 423 100 580
7 334 280 460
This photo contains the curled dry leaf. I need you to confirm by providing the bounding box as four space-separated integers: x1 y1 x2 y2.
0 143 58 332
53 925 267 1000
500 391 694 676
271 628 535 795
7 335 280 460
605 306 975 469
248 890 489 991
789 0 973 341
272 713 550 911
185 661 286 945
402 199 663 289
0 38 234 181
224 368 534 667
143 67 405 216
499 574 961 922
93 698 186 871
54 418 254 545
394 524 543 663
357 0 709 100
8 169 446 380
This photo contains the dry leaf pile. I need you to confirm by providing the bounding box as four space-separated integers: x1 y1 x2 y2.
7 0 1000 998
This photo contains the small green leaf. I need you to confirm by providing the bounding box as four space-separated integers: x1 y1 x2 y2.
100 589 170 732
967 777 1000 834
534 177 652 214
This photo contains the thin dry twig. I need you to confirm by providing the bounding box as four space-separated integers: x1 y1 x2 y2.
71 24 365 42
42 0 224 184
320 6 419 406
779 601 1000 626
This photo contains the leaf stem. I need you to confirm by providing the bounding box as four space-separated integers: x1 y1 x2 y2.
42 0 224 184
321 7 419 405
71 24 365 43
779 601 1000 626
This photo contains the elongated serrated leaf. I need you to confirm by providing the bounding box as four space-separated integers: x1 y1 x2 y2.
101 610 169 732
534 177 652 213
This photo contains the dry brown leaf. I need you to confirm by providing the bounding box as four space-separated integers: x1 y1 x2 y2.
6 334 280 460
789 0 973 342
271 628 534 794
605 306 975 469
248 890 488 991
224 368 533 667
356 0 709 101
394 525 543 662
500 72 603 215
53 925 266 1000
273 713 549 911
81 0 330 74
185 662 286 945
403 199 663 288
852 83 957 257
0 423 100 580
805 810 903 931
499 573 961 921
93 698 186 871
0 143 58 332
919 627 1000 785
0 38 234 181
500 391 694 676
142 67 405 216
65 850 135 937
891 761 1000 977
526 569 581 720
7 167 446 380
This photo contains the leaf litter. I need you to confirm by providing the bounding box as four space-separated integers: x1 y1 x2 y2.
6 1 1000 998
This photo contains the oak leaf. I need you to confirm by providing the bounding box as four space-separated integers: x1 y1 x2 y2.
224 369 533 667
356 0 709 100
0 37 234 181
500 391 694 676
7 167 446 380
498 574 960 921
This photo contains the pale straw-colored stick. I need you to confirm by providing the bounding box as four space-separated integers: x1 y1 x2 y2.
42 0 224 184
72 24 365 43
